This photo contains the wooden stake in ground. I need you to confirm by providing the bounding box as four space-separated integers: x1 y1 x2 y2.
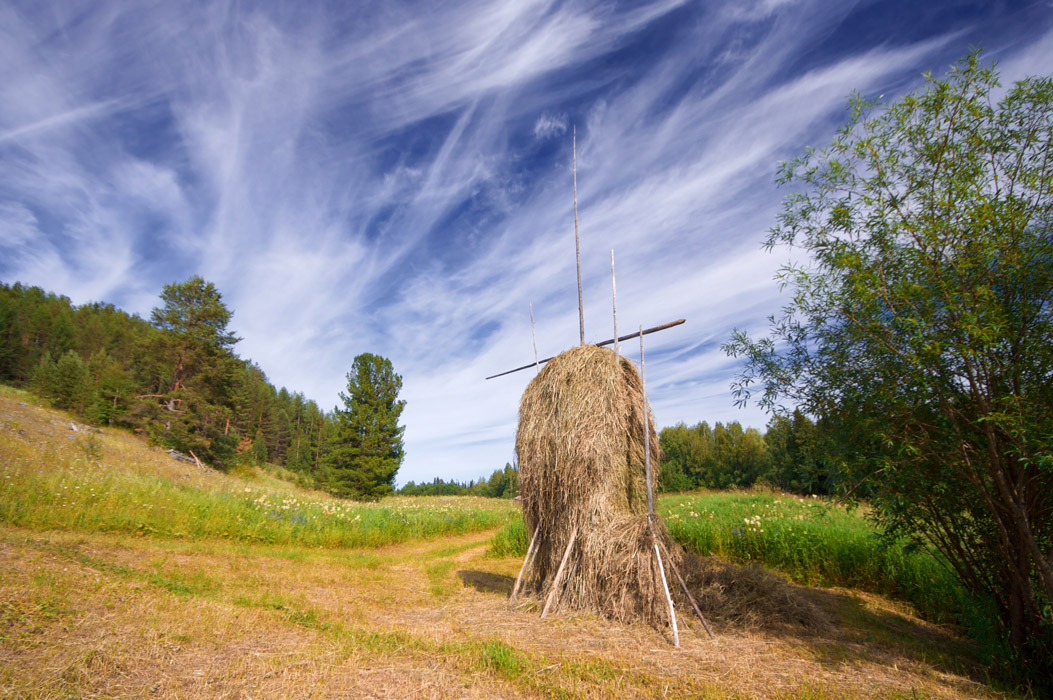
656 534 716 639
511 523 541 602
573 126 584 346
654 541 680 647
611 250 619 357
541 526 578 618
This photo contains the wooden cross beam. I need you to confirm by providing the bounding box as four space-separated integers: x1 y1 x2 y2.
485 318 685 380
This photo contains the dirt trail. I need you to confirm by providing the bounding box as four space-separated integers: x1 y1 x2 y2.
1 523 1009 700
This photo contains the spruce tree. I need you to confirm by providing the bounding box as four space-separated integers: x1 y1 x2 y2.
325 353 405 500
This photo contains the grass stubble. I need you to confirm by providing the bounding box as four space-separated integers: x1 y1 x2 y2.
0 387 1024 699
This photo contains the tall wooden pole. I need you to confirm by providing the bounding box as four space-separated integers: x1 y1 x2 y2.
611 250 619 357
573 126 584 345
640 326 654 516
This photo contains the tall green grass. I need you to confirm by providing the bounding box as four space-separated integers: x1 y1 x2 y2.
487 512 530 557
489 490 966 623
662 491 966 622
1 459 515 547
0 395 516 548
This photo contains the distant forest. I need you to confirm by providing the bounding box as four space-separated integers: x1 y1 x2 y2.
0 280 521 496
0 280 335 475
658 412 836 496
399 462 519 498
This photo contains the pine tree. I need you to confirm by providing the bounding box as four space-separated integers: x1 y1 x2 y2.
145 276 242 465
324 353 405 500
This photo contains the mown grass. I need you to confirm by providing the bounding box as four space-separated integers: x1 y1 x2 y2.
491 489 966 623
0 386 517 548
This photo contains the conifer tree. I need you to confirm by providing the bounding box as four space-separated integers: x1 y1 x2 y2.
52 350 91 414
145 276 241 465
325 353 405 500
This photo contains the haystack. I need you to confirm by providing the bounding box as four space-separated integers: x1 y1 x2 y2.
515 344 682 624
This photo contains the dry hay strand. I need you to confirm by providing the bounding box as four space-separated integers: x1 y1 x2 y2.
684 557 830 631
516 344 679 625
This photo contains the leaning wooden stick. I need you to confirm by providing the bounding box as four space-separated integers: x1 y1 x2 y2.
640 330 686 646
541 526 578 618
511 523 541 602
656 535 715 639
654 540 680 647
485 319 685 380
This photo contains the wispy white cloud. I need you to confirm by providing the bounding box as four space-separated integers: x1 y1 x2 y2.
533 112 568 140
1 0 1049 484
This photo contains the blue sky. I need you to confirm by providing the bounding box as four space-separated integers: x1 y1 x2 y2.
2 0 1051 485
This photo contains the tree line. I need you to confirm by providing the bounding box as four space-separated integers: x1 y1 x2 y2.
658 411 835 495
0 277 404 500
399 463 519 498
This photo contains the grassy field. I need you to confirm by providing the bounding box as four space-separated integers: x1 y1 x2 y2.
0 386 1024 700
0 385 515 548
491 492 964 624
663 491 965 623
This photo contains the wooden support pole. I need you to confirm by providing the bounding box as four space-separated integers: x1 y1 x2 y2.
656 535 715 639
640 326 654 516
611 250 619 357
541 526 578 618
653 541 679 647
573 126 585 346
511 523 541 602
485 319 685 380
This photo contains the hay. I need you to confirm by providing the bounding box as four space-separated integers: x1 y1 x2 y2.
515 344 679 624
685 558 830 631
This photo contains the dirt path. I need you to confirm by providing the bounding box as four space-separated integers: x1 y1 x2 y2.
0 525 1010 700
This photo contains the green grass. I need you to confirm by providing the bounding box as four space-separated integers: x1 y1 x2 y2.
487 509 531 557
490 489 967 624
0 388 517 548
0 459 515 547
662 490 965 622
